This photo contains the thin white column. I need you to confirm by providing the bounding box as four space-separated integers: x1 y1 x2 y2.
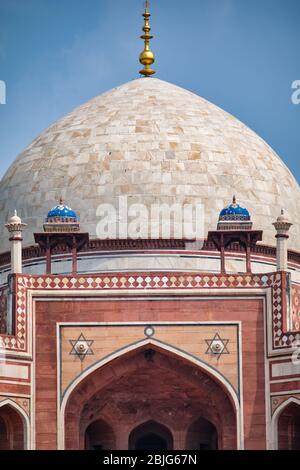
273 210 292 271
5 211 27 274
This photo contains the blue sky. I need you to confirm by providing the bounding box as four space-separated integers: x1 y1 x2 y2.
0 0 299 181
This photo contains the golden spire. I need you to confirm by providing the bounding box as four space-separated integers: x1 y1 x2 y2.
139 1 155 77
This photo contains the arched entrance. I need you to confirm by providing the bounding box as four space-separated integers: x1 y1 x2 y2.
129 421 173 450
0 403 25 450
85 418 116 450
64 345 237 450
186 417 218 450
278 401 300 450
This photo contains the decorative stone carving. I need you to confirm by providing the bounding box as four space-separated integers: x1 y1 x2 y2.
69 334 94 362
205 333 229 359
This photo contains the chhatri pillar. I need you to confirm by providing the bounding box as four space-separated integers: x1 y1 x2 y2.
273 210 293 272
5 211 27 274
34 199 89 275
208 196 262 274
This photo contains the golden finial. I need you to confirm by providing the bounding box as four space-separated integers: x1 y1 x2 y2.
139 1 155 77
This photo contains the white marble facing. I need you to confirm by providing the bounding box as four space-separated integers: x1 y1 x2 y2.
0 78 299 252
1 251 300 288
272 362 300 378
0 363 29 380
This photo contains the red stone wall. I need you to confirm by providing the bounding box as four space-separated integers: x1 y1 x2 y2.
35 297 265 450
292 283 300 331
0 287 8 334
0 384 30 396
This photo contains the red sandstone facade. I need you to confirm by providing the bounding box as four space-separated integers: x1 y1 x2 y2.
1 254 300 450
1 3 300 450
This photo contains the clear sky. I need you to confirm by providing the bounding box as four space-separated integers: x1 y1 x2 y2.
0 0 299 181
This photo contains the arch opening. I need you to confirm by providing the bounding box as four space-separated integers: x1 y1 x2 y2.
0 404 25 450
186 417 218 450
65 345 237 450
85 418 116 450
129 421 173 451
278 401 300 450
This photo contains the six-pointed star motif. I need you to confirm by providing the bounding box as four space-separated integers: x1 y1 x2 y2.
205 333 229 358
69 333 94 362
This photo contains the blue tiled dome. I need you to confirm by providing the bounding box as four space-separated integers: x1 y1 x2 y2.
219 197 250 222
47 200 78 222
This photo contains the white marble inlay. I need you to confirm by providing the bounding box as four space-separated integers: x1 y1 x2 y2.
272 361 300 378
0 363 29 380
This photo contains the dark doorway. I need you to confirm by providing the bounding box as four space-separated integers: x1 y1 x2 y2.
186 417 218 450
129 421 173 450
135 432 167 450
0 405 25 450
85 419 116 450
278 402 300 450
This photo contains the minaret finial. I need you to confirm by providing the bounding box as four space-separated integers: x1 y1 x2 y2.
139 1 156 77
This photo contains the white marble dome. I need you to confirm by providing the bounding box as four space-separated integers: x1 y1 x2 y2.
0 77 299 253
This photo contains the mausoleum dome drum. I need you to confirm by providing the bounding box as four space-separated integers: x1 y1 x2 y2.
0 77 299 253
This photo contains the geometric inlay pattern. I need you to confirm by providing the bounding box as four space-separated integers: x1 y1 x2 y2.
0 286 8 334
0 271 300 353
292 283 300 332
144 325 155 338
205 333 229 359
69 333 94 362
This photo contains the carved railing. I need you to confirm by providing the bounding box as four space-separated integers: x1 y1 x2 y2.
0 238 299 268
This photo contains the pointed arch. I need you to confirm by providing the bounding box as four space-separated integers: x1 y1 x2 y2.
0 398 30 450
129 420 173 450
271 397 300 450
58 338 242 449
186 416 218 450
84 418 116 450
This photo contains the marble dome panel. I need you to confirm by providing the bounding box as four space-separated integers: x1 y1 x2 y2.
0 78 299 252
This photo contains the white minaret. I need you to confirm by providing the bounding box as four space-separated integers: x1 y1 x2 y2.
273 210 293 272
5 211 27 274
